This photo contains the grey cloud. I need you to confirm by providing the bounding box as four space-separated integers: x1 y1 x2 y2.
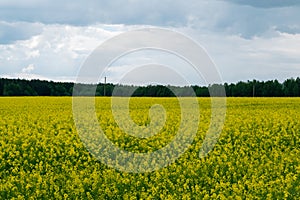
0 0 299 41
224 0 300 8
202 3 300 38
0 21 43 44
275 25 300 35
0 0 191 26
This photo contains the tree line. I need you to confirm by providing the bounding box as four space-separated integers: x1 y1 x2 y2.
0 77 300 97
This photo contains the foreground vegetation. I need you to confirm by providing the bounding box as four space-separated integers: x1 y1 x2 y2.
0 97 299 199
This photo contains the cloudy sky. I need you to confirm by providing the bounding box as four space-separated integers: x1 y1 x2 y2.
0 0 299 85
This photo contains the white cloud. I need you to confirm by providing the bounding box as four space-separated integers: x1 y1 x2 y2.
0 23 144 81
189 30 300 82
22 64 35 73
1 22 300 84
3 73 49 81
0 1 299 84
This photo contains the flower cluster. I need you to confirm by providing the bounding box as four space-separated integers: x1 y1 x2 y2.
0 97 299 199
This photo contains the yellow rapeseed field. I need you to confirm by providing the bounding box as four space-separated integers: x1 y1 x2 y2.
0 97 299 199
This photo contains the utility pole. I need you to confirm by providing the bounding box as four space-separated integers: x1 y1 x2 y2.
104 76 106 96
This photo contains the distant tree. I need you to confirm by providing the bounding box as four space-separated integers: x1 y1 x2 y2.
263 80 280 97
232 81 252 97
191 86 209 97
3 83 22 96
0 79 4 95
283 78 298 97
209 84 226 97
29 80 51 96
51 85 68 96
272 80 284 97
296 78 300 96
1 77 300 97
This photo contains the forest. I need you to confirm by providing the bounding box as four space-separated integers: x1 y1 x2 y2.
0 77 299 97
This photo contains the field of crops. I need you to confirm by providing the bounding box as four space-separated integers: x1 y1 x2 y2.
0 97 299 199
